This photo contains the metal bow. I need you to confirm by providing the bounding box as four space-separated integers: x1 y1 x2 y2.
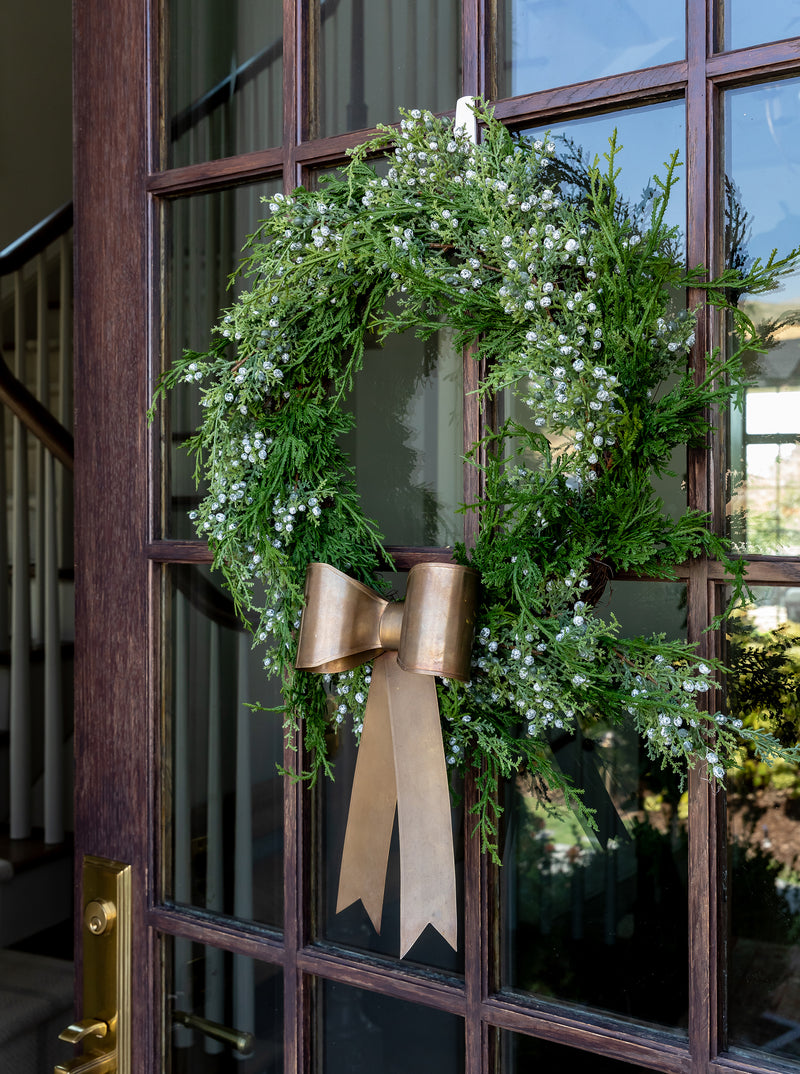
295 560 478 957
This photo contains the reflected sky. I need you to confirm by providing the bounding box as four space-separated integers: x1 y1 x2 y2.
722 0 800 52
726 79 800 272
500 0 683 97
525 100 686 238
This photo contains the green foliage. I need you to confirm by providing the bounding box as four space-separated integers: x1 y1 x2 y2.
151 102 800 859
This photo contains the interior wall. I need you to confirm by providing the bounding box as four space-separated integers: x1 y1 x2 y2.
0 2 72 250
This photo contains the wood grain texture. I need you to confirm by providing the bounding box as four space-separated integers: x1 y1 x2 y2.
463 771 483 1074
284 726 304 1073
483 996 691 1073
491 63 687 126
708 557 800 584
463 347 482 550
296 945 465 1014
147 151 284 196
708 1055 800 1074
73 0 153 1065
707 39 800 81
461 0 481 99
146 905 286 962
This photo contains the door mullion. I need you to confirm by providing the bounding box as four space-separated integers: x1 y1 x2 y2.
686 3 720 1071
285 726 307 1074
687 569 722 1074
461 0 481 100
464 769 483 1074
283 2 304 1072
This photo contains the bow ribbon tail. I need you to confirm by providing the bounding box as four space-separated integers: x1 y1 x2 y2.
336 651 398 933
385 653 458 957
336 651 457 957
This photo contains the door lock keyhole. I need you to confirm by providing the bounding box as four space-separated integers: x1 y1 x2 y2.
84 898 115 936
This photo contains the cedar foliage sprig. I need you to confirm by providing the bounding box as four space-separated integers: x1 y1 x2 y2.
151 102 800 860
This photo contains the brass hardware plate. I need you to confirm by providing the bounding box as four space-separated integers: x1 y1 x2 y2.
55 856 131 1074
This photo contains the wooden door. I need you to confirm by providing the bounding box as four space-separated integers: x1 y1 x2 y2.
72 1 800 1071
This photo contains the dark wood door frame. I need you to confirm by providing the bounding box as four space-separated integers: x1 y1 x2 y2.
72 1 800 1071
73 0 155 1067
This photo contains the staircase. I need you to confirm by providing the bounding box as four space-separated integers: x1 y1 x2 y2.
0 203 75 1069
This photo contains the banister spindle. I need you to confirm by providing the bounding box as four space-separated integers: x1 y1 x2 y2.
33 252 50 647
10 268 32 839
0 405 10 655
43 450 63 843
57 232 73 570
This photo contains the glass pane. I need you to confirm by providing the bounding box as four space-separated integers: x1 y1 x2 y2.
163 181 282 539
727 588 800 1066
318 979 464 1073
725 80 800 555
523 102 687 520
721 1 800 51
165 937 282 1073
497 0 684 98
499 1029 658 1071
163 565 284 928
316 0 460 139
502 582 689 1032
525 101 686 238
166 0 282 168
316 572 464 972
341 318 464 547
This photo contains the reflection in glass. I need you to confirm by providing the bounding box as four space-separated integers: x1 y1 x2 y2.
502 582 689 1031
316 0 460 139
163 182 281 538
167 0 283 168
341 320 464 547
319 979 464 1073
164 566 284 928
316 575 464 972
726 588 800 1065
499 1029 654 1072
721 1 800 52
725 81 800 555
519 103 687 519
165 937 282 1073
497 0 683 98
525 101 686 236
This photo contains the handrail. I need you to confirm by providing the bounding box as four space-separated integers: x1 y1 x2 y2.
0 204 75 468
0 203 73 277
173 563 243 633
170 38 285 142
0 353 74 470
170 0 343 142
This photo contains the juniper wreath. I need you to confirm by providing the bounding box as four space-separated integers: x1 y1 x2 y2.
153 101 800 858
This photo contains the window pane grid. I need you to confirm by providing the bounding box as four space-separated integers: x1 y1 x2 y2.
151 3 800 1073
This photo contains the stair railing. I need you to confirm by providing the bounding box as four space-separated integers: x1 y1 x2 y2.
0 203 74 845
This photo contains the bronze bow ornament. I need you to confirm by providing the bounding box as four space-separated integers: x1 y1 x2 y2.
295 561 478 957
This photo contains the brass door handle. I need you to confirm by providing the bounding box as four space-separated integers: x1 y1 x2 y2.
59 1019 109 1045
173 1009 255 1055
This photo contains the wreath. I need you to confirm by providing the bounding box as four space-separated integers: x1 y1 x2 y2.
153 102 800 858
